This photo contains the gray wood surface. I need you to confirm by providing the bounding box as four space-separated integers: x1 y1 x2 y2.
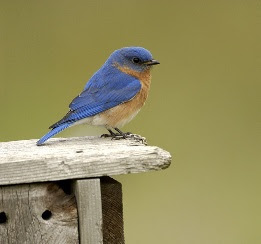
74 177 125 244
74 179 103 244
0 136 171 186
100 177 124 244
0 182 78 244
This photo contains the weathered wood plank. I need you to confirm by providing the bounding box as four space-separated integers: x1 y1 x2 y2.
101 177 124 244
0 182 78 244
0 136 171 185
73 177 125 244
74 179 103 244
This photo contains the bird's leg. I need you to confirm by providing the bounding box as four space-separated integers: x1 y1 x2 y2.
101 128 147 144
114 128 135 138
115 128 134 136
101 129 117 138
113 128 147 144
114 128 128 138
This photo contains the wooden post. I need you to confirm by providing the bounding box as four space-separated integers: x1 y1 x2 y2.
0 136 171 243
73 177 124 244
100 177 124 244
74 179 103 244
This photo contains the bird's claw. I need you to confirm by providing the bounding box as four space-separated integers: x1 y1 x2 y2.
101 134 112 138
101 133 121 138
111 133 147 145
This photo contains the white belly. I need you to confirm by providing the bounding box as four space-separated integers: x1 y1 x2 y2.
73 108 141 129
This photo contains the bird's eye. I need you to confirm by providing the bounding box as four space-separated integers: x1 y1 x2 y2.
132 57 141 64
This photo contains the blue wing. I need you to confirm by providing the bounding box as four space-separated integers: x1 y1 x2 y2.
50 67 141 129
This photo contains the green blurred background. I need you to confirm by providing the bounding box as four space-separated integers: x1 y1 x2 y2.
1 1 260 243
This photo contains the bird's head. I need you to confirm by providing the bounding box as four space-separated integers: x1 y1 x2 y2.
108 47 160 72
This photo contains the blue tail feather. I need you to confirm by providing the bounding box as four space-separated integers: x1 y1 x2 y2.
37 123 72 146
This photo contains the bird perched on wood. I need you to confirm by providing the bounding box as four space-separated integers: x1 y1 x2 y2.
37 47 159 146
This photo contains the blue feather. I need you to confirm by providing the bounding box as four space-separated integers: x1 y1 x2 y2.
37 46 157 145
50 66 141 128
37 123 72 146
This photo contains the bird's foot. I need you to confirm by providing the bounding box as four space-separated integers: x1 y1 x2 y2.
112 133 147 145
101 129 119 138
128 133 147 145
101 132 127 139
101 133 113 138
101 132 123 138
101 128 147 145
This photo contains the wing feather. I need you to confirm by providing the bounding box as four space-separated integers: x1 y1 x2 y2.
50 68 141 129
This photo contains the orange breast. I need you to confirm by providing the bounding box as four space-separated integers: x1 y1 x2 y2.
99 65 152 128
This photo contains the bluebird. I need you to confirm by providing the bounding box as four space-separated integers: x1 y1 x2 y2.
37 47 159 146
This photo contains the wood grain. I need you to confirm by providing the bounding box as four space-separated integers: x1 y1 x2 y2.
0 136 171 186
74 177 125 244
74 179 103 244
101 177 124 244
0 182 78 244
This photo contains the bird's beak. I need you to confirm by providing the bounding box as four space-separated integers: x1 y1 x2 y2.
144 59 160 65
